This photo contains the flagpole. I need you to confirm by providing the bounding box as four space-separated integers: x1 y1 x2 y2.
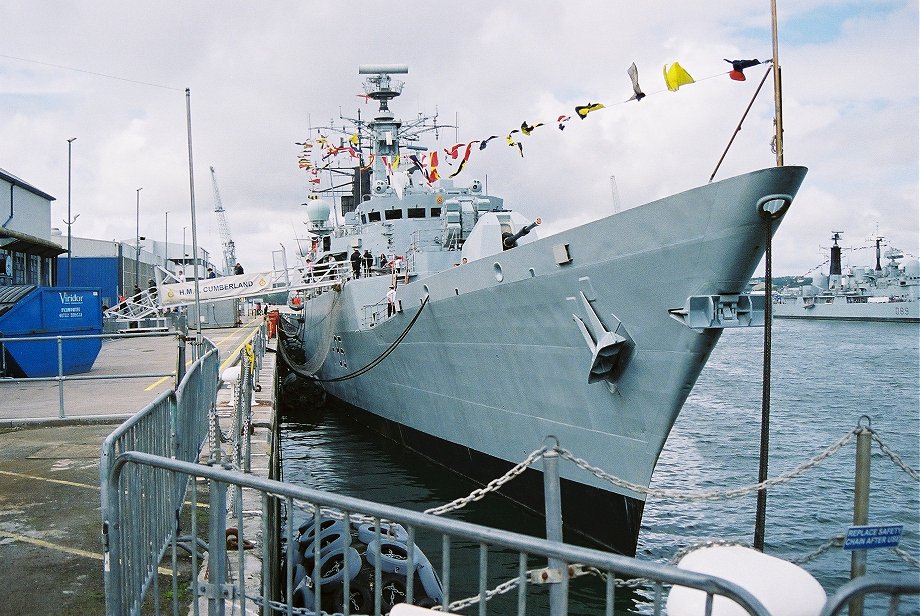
186 88 203 345
771 0 784 166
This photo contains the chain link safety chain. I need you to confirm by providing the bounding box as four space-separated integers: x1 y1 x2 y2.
894 547 920 568
424 446 548 516
555 428 859 501
276 425 916 615
789 535 844 565
871 431 920 481
431 574 523 612
292 501 400 530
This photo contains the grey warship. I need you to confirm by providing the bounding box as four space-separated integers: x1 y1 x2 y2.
280 64 808 556
773 232 920 322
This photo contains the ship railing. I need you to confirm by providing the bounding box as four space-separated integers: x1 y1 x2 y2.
361 296 389 328
101 449 776 616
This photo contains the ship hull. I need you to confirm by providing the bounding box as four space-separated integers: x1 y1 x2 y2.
773 298 919 322
324 394 645 553
289 166 808 556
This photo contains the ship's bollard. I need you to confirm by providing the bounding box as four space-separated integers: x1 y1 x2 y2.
542 439 568 616
849 417 872 616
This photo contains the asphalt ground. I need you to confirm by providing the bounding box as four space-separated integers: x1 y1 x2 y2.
0 318 265 615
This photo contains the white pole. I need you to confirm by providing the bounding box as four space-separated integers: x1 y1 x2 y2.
66 137 77 286
186 88 203 343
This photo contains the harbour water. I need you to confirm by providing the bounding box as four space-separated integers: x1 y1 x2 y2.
280 319 919 614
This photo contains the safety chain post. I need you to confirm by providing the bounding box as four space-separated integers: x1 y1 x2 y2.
542 440 567 616
850 417 872 616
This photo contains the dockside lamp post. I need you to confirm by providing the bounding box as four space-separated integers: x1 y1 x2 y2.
135 187 143 290
66 137 77 285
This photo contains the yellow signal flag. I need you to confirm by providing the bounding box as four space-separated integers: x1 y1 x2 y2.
663 62 695 92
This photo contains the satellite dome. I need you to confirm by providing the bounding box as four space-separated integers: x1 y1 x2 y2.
304 198 331 224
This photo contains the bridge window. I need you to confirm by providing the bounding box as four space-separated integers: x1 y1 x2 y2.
367 211 381 223
430 207 441 217
384 209 403 220
407 207 425 218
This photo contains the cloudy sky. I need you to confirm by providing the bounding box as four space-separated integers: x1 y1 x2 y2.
2 1 917 276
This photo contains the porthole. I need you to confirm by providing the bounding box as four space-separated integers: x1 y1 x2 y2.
493 262 503 282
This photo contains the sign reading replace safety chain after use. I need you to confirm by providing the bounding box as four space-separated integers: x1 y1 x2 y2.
843 524 903 550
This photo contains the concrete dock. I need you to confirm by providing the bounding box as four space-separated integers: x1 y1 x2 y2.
0 318 273 615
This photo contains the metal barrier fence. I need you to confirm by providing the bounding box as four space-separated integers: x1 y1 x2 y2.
102 449 775 616
819 575 920 616
100 336 219 615
0 330 180 418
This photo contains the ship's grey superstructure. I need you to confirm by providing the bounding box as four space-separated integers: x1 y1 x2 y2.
280 65 808 555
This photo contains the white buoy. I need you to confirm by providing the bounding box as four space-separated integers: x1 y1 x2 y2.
221 367 240 384
221 367 241 407
390 605 440 616
666 545 826 616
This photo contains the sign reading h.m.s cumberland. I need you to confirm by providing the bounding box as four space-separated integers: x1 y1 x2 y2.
159 272 272 306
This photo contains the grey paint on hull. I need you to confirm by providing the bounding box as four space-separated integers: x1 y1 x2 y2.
300 166 808 504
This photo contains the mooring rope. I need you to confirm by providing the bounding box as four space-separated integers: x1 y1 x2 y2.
279 294 430 383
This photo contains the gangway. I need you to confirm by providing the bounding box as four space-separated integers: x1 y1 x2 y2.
102 261 351 320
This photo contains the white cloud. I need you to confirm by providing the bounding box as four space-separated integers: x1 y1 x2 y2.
1 0 916 276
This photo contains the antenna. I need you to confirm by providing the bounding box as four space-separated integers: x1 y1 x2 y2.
610 175 622 214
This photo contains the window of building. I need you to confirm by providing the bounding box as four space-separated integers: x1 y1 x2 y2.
13 253 25 284
28 254 40 285
384 209 403 220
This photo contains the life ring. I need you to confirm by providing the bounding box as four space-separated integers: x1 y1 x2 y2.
364 539 412 574
302 530 349 562
416 560 443 604
298 516 343 538
357 522 409 546
331 578 373 614
291 563 308 593
292 576 315 610
318 546 362 585
298 519 348 551
378 573 408 614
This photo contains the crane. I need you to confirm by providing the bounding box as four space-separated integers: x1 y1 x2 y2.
210 165 236 275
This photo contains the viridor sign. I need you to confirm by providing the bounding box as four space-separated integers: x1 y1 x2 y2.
843 524 903 550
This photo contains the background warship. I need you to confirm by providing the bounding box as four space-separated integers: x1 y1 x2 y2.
772 232 919 322
279 65 808 556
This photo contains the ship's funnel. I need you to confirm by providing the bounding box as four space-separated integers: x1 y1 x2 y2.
829 232 842 276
